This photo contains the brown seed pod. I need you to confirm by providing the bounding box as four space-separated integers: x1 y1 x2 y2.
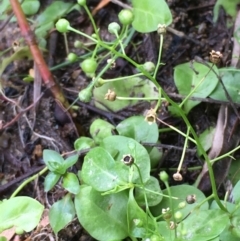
122 154 134 166
104 89 116 101
209 50 222 64
186 194 197 204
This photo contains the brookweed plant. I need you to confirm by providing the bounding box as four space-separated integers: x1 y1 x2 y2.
1 0 240 241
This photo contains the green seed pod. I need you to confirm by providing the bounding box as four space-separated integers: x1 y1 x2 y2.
78 86 93 103
178 201 186 209
108 22 121 34
55 19 70 33
159 171 169 182
77 0 86 6
67 53 77 62
118 9 134 25
143 61 155 73
174 211 183 221
80 58 98 74
74 40 82 49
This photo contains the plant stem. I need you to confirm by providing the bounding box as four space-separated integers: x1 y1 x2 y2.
10 166 48 198
179 66 212 108
103 73 144 82
177 126 190 172
153 33 164 79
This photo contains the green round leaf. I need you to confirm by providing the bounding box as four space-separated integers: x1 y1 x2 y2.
22 0 40 15
90 119 115 144
127 188 155 238
63 154 79 170
74 137 95 151
158 209 229 241
75 186 128 241
81 147 129 192
43 149 65 173
174 62 219 113
101 136 151 184
210 70 240 103
62 172 80 194
116 116 159 143
93 77 158 112
44 172 61 192
135 176 162 206
49 194 76 234
0 197 43 232
132 0 172 33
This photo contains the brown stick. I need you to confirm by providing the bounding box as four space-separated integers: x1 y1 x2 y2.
9 0 84 135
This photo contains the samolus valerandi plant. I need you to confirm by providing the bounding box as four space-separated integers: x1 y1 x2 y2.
2 0 240 240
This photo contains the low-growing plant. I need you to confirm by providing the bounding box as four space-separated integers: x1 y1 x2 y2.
2 0 240 240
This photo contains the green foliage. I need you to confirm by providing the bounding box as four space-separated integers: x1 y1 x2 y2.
159 209 229 241
150 185 208 217
174 62 219 113
213 0 240 22
131 0 172 33
35 1 74 34
81 146 129 192
116 116 158 142
101 136 151 184
197 127 215 156
43 150 78 191
0 197 43 233
49 194 76 234
210 69 240 102
93 77 159 112
75 186 129 241
21 0 40 15
74 136 95 151
4 0 240 240
118 9 134 26
90 119 115 144
80 58 98 74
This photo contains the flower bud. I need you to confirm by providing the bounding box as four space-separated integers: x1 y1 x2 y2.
108 22 121 34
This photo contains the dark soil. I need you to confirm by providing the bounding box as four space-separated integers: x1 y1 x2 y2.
0 0 237 240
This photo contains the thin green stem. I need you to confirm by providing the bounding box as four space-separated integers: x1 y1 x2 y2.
10 166 48 198
115 31 126 55
179 66 212 108
157 117 196 144
83 5 100 40
153 87 162 112
177 126 190 172
162 91 227 211
102 73 144 83
153 33 164 79
134 184 179 199
116 96 166 101
210 144 240 164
